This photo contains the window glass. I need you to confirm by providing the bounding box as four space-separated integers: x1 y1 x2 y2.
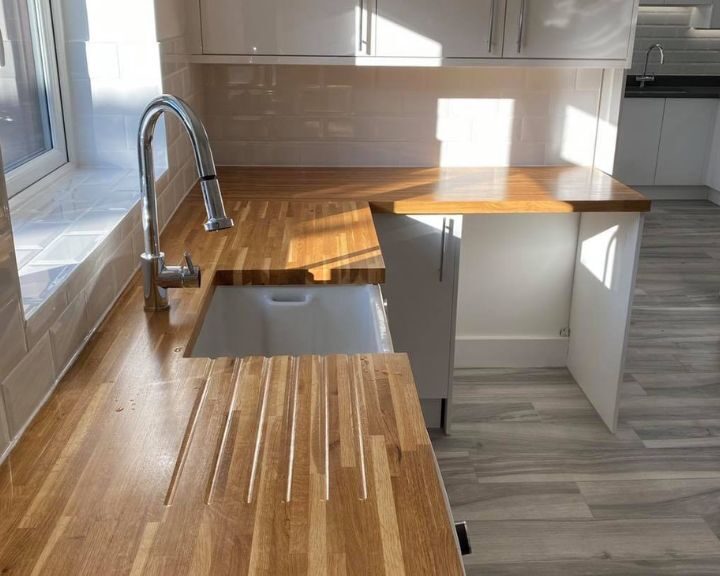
0 0 65 195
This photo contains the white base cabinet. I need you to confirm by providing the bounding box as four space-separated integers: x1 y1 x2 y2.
656 99 718 186
614 99 665 186
615 98 719 187
373 214 462 430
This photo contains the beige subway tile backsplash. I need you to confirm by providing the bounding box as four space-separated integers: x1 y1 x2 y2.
1 333 56 437
0 392 9 455
50 293 90 374
202 65 604 168
0 298 27 378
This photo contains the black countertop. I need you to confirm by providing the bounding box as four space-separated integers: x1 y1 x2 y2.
625 75 720 99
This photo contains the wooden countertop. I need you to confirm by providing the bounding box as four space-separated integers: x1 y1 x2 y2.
0 194 463 575
0 164 649 573
214 198 384 285
216 166 651 214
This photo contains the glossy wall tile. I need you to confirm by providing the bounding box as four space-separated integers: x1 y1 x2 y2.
0 4 203 457
0 153 28 446
0 157 22 310
1 333 56 437
0 393 8 457
202 65 604 168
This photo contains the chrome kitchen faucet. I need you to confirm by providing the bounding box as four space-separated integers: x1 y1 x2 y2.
138 94 234 311
636 43 664 87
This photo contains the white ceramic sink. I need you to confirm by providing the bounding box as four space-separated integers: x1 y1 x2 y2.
190 285 393 358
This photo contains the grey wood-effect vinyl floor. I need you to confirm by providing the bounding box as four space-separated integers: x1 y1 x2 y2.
432 201 720 575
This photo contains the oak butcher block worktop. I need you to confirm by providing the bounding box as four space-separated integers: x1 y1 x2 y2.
216 166 651 214
213 199 384 285
0 194 462 575
0 165 648 574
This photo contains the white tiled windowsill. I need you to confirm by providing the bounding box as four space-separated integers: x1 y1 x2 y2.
9 166 142 318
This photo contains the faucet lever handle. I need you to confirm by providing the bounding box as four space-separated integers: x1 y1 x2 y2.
183 251 196 272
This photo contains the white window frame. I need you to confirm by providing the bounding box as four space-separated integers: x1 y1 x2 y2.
4 0 68 198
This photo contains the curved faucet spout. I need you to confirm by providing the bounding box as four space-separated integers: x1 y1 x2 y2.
138 94 234 310
636 43 664 88
139 94 233 257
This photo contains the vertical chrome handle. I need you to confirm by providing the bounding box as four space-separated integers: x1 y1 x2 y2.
0 28 5 67
359 0 366 53
488 0 496 53
439 217 454 282
517 0 527 54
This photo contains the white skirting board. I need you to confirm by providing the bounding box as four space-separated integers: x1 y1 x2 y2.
567 212 644 433
454 337 569 368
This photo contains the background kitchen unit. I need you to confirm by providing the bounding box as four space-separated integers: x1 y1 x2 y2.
614 0 720 201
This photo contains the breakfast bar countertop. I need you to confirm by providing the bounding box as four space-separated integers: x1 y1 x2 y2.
215 165 651 214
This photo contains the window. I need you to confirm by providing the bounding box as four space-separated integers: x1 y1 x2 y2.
0 0 66 197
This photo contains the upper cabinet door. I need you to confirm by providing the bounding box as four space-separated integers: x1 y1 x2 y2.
503 0 636 60
375 0 506 58
201 0 364 56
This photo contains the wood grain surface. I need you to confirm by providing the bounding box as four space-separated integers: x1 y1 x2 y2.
0 194 462 575
214 198 385 285
215 166 651 214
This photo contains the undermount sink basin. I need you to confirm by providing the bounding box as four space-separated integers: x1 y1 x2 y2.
190 285 393 358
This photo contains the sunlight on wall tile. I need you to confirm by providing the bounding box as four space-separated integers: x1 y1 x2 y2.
204 66 603 168
63 1 163 170
84 0 157 43
561 105 599 166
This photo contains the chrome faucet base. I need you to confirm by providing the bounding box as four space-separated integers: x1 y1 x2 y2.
141 253 170 311
137 95 233 312
141 251 202 311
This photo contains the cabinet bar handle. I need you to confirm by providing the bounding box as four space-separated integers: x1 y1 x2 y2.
517 0 526 54
0 28 5 67
359 0 365 52
488 0 496 53
439 217 454 282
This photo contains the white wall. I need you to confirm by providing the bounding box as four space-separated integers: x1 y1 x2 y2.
202 66 605 167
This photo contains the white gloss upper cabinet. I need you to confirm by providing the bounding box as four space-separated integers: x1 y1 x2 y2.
200 0 366 56
503 0 636 61
375 0 506 58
